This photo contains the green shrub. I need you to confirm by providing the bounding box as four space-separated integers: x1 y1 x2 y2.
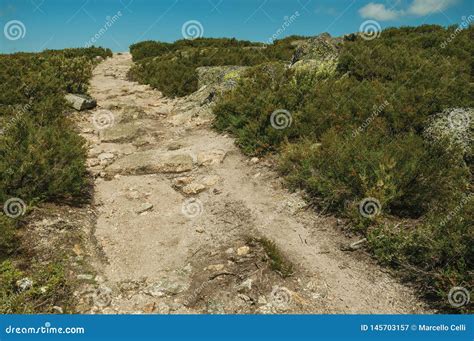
0 114 88 204
0 217 18 261
129 59 198 98
209 25 473 309
0 47 105 204
279 127 468 218
0 261 72 314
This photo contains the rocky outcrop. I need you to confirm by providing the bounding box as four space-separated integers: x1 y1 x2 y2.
290 33 342 65
290 33 342 75
105 150 194 175
197 65 249 105
196 65 248 90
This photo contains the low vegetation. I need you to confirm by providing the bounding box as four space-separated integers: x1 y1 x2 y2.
128 37 305 97
211 25 473 311
254 238 294 278
0 46 111 313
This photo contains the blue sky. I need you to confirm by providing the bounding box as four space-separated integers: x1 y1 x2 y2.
0 0 472 53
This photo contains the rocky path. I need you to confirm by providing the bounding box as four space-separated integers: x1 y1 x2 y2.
75 53 429 314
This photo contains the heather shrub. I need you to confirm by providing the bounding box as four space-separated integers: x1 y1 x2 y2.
0 217 17 261
0 47 106 204
210 25 473 309
0 260 72 314
0 114 88 204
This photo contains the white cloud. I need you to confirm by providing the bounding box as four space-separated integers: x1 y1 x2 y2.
359 0 458 20
408 0 457 15
359 3 402 20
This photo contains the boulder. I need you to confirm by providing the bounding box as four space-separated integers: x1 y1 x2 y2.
196 65 248 89
291 59 337 77
100 123 144 143
65 94 97 111
136 203 154 214
290 33 341 66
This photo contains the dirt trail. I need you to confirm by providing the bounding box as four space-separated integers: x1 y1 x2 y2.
76 53 429 314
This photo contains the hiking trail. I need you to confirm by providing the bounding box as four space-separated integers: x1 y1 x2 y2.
74 53 428 314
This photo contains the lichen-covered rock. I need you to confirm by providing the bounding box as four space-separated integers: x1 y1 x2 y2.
196 66 248 90
291 59 337 77
290 33 342 66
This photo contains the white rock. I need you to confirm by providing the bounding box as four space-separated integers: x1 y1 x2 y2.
236 278 253 292
16 277 33 291
52 306 64 314
237 246 250 256
65 94 97 111
136 203 153 214
206 264 225 271
98 152 115 161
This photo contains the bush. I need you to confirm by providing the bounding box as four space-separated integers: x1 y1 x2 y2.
0 114 88 204
0 47 106 204
0 261 72 314
210 25 473 310
129 59 198 98
0 217 18 261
